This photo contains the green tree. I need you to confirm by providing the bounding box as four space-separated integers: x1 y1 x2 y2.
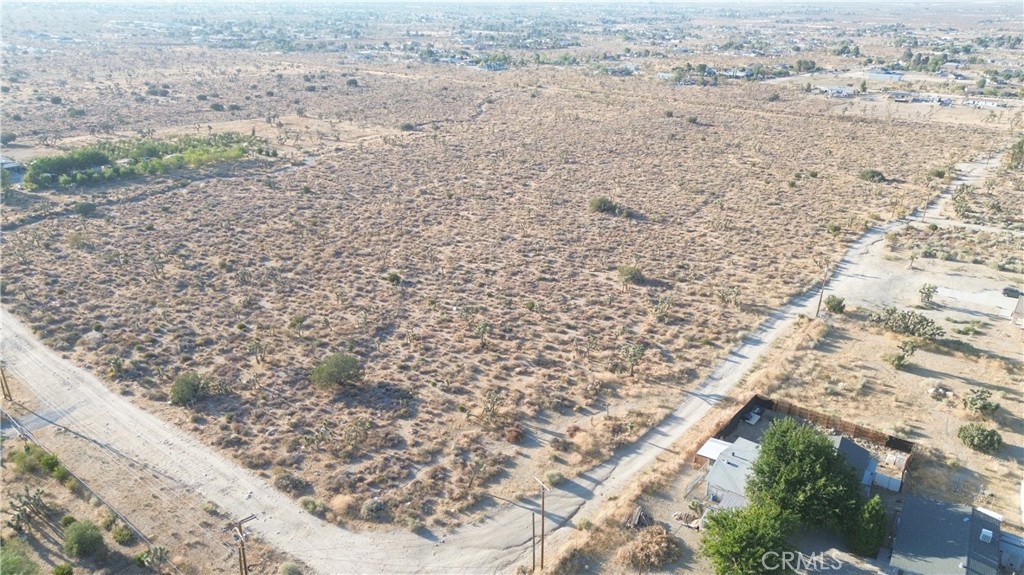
0 132 16 145
701 503 796 575
747 418 859 529
63 520 107 558
849 495 887 556
919 283 937 305
311 353 363 389
620 343 647 377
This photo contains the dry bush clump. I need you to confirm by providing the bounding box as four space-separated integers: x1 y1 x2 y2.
613 526 682 571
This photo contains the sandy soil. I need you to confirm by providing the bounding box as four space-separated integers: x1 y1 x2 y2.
5 149 1010 574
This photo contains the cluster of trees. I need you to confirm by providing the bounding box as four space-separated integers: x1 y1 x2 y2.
794 59 819 73
22 133 269 191
892 47 951 73
702 419 887 574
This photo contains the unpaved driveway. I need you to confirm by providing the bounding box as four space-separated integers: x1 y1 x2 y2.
0 153 1008 574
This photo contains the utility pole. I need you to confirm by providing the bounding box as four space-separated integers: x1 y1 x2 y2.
532 513 536 572
532 475 550 571
234 514 256 575
0 360 12 402
814 263 831 318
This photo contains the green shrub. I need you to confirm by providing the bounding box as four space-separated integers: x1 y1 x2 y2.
958 424 1002 454
63 520 107 558
112 524 134 545
311 353 363 390
53 564 73 575
887 352 910 370
72 202 96 216
399 122 415 132
278 562 304 575
170 372 204 406
824 295 846 314
858 169 886 183
385 271 402 286
589 195 618 214
545 470 565 486
618 265 645 285
360 498 387 522
299 497 326 517
11 444 44 473
272 471 309 494
40 453 60 472
0 539 40 575
61 514 78 527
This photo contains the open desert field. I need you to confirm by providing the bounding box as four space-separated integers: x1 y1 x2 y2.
1 2 1022 574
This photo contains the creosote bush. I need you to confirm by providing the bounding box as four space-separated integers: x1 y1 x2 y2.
618 265 645 285
170 372 204 406
858 169 886 183
824 295 845 314
958 424 1002 453
63 520 107 558
311 353 363 390
360 498 387 522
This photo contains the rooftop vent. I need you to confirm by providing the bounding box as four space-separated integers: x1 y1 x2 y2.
980 529 993 543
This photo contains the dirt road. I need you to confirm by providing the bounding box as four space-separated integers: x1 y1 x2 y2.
0 152 1008 574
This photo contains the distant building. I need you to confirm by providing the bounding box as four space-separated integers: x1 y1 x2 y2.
867 68 904 82
823 86 855 98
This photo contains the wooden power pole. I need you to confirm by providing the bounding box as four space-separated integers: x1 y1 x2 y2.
814 263 831 318
234 514 257 575
532 475 551 571
0 361 12 402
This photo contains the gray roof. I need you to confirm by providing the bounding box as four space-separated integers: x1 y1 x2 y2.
891 496 969 575
966 508 1001 575
829 435 872 484
706 437 760 500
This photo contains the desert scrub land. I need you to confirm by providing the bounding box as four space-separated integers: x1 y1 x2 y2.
1 2 1020 534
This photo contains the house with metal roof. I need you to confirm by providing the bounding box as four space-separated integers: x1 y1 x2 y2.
890 496 1007 575
704 437 760 509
